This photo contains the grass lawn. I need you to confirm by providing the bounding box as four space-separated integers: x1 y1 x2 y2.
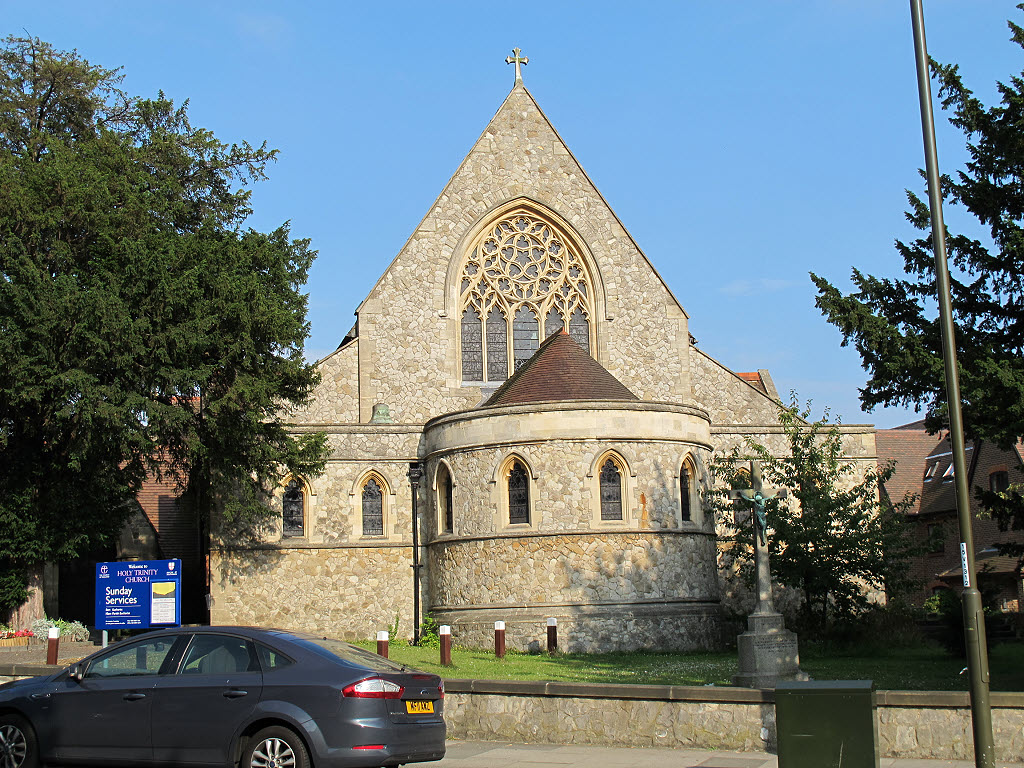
355 640 1024 692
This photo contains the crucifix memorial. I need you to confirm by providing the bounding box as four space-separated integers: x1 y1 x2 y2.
728 459 808 689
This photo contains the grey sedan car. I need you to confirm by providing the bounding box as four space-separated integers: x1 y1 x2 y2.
0 626 445 768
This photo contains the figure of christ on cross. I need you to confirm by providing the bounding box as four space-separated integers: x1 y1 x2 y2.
728 460 787 617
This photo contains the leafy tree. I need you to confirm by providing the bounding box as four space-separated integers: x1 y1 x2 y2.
712 399 918 637
810 9 1024 559
0 37 328 615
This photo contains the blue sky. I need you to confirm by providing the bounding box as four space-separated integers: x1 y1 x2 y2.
7 1 1020 427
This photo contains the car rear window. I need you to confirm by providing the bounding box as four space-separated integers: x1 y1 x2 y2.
296 637 408 671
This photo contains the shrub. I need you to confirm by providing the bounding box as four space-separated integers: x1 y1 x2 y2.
30 617 90 641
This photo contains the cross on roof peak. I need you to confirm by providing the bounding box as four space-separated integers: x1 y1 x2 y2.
506 47 528 85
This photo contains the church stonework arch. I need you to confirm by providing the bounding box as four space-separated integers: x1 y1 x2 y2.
678 454 702 528
431 458 456 536
587 450 634 527
490 452 538 531
449 200 608 382
350 470 396 540
280 474 312 540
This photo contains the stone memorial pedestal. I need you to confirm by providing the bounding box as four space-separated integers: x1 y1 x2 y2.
733 610 808 689
730 460 808 690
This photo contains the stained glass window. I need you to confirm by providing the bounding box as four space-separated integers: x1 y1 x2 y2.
512 307 538 370
362 477 384 536
600 459 623 521
283 479 304 537
569 308 590 354
508 461 529 524
680 465 692 522
460 211 594 382
486 308 508 381
545 307 563 338
461 307 483 381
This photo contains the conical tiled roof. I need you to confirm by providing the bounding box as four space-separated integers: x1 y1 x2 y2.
483 331 638 407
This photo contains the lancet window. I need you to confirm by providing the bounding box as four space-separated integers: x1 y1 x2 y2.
507 460 530 525
282 479 305 537
362 477 384 536
461 212 593 382
599 458 623 521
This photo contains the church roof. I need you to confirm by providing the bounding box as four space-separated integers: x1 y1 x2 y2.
482 331 639 408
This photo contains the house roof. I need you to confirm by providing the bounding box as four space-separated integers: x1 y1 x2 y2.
875 425 946 515
482 330 638 408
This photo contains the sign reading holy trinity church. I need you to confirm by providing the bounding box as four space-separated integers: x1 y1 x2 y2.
95 559 182 629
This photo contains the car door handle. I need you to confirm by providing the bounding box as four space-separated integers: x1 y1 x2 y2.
123 692 147 701
223 689 248 699
30 693 50 700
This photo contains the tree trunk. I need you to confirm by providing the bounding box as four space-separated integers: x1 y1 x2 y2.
5 563 45 629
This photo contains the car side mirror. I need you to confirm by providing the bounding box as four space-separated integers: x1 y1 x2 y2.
69 664 84 683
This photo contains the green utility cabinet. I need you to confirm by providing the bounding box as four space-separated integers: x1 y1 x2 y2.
775 680 879 768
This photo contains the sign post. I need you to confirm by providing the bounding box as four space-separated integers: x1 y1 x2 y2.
95 559 182 631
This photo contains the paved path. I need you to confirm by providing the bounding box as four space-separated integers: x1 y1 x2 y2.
439 740 1024 768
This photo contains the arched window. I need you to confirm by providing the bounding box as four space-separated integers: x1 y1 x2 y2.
282 479 305 537
438 464 454 533
508 460 530 525
600 458 623 521
680 464 692 522
460 211 594 382
362 477 384 536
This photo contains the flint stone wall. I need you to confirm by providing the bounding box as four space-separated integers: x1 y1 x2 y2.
356 86 691 423
209 545 414 642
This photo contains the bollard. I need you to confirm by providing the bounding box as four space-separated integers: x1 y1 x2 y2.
546 617 557 655
439 625 452 666
46 626 60 665
494 620 506 659
376 630 389 658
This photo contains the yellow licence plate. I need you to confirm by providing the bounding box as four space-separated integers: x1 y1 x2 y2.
406 700 434 714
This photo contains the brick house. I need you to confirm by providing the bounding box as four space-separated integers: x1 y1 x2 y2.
876 421 1024 612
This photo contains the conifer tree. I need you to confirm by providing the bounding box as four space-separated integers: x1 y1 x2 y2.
811 11 1024 560
0 37 328 614
812 12 1024 450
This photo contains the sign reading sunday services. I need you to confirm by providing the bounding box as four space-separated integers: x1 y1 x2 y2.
95 559 181 629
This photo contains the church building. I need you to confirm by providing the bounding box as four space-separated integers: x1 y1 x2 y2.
209 53 877 652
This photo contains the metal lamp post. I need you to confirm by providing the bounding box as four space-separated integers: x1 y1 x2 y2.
408 462 423 645
909 3 995 765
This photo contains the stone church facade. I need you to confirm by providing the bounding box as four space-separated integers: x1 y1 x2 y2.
208 71 876 652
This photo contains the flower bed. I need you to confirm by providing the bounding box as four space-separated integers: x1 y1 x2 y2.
0 630 34 647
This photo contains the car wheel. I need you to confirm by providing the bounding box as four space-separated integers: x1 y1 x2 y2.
0 714 39 768
242 726 310 768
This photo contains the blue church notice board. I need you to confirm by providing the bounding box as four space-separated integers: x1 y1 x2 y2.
95 559 182 629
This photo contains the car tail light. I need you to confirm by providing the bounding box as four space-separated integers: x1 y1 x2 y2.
439 680 444 699
353 745 385 751
342 676 404 699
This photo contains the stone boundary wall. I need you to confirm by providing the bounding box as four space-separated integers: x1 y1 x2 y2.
2 665 1021 761
441 680 1024 762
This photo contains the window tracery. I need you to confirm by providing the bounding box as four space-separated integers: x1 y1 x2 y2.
461 212 593 381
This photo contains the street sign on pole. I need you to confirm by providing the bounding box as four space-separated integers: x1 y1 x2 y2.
95 559 182 630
